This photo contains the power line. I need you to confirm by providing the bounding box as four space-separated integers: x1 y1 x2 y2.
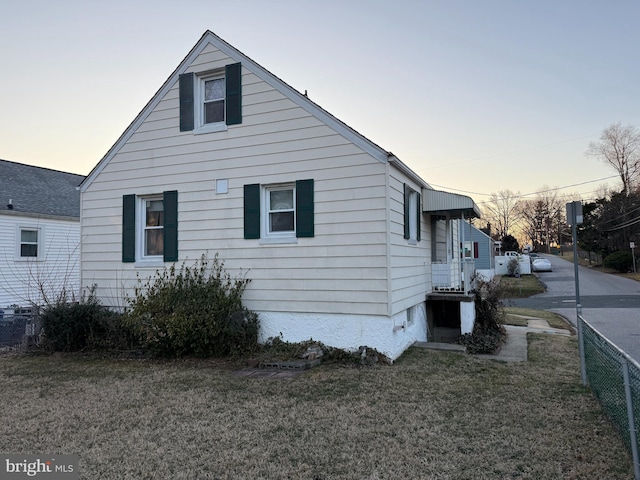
429 175 618 202
605 215 640 232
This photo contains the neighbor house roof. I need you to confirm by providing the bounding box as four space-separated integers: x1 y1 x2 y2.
0 159 85 218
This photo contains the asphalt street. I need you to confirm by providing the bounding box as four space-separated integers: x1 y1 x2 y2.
511 254 640 364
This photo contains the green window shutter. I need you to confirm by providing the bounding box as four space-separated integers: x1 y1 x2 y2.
163 190 178 262
122 194 136 263
244 184 260 239
296 179 314 238
416 192 421 242
403 184 411 239
225 63 242 125
179 73 194 131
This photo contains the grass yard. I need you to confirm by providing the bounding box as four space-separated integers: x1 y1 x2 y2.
503 307 574 330
0 336 633 479
499 274 546 298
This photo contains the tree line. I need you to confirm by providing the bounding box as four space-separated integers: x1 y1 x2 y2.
480 122 640 261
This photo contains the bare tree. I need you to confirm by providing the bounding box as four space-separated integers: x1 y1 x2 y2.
586 122 640 195
518 187 564 252
480 190 522 239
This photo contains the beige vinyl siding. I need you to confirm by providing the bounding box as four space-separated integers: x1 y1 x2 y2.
388 169 430 316
81 44 390 316
433 218 449 262
0 214 80 307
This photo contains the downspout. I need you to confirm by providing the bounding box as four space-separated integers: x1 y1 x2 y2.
461 212 466 292
77 186 84 301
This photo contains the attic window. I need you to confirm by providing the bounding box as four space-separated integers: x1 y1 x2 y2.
203 76 225 125
179 63 242 133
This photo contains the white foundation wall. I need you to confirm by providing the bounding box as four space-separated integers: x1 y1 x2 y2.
258 302 428 362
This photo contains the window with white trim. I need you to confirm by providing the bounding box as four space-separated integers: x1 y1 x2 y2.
122 191 178 264
264 184 295 237
179 64 242 133
243 180 314 241
202 75 225 125
139 196 164 259
404 184 421 243
408 190 418 241
19 228 40 258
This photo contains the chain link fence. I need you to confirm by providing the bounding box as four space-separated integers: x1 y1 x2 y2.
0 307 41 351
580 314 640 479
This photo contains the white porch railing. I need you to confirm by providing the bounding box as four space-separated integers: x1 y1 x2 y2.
431 259 475 294
431 263 451 289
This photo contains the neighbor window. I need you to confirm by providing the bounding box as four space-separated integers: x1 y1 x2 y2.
19 228 39 258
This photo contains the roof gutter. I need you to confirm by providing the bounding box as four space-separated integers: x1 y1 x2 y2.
387 154 430 190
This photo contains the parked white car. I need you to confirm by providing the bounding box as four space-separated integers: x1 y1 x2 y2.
532 258 553 272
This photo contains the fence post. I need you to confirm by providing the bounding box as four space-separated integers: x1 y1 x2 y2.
577 309 587 386
622 358 640 480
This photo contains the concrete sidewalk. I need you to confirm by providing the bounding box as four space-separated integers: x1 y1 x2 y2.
485 317 571 362
417 317 571 362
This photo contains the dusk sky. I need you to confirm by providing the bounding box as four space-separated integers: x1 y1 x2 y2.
1 0 638 207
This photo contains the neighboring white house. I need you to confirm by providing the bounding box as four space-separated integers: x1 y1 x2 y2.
79 31 481 360
0 159 84 310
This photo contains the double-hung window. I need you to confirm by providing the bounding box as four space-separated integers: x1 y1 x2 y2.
266 185 295 235
18 228 40 258
179 63 242 133
142 197 164 258
122 191 178 264
202 75 225 125
243 180 314 242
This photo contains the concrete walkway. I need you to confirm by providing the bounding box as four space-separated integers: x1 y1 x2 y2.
486 316 571 362
417 316 571 362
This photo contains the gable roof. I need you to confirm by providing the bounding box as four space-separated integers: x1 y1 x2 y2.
80 30 423 192
0 159 84 218
469 222 493 241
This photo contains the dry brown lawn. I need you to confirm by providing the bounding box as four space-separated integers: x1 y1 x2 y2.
504 307 574 330
0 335 633 479
500 274 546 298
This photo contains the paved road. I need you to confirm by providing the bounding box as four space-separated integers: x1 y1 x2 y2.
511 254 640 363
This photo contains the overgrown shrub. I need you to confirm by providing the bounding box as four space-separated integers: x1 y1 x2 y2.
458 277 507 354
604 250 634 272
124 254 259 358
41 288 130 352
